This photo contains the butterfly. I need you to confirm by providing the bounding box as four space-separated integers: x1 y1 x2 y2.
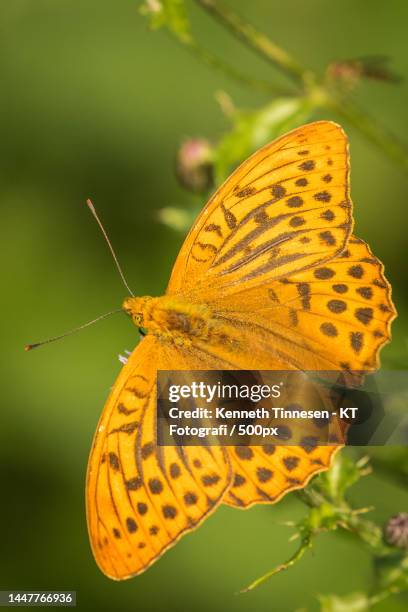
86 121 396 579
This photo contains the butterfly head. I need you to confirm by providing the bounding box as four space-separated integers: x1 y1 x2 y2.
122 296 153 327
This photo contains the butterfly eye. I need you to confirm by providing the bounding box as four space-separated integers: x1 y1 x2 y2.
134 313 144 326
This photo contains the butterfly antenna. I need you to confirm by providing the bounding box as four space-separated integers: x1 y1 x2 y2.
86 198 135 297
24 309 123 351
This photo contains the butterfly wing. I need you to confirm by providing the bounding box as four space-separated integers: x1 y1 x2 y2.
207 235 396 372
182 234 393 507
85 120 396 577
167 121 352 298
164 121 395 510
226 444 339 508
217 236 395 507
86 335 231 580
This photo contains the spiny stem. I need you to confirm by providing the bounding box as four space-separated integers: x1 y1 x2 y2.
342 513 392 555
240 534 313 593
297 487 394 556
195 0 307 86
295 487 326 508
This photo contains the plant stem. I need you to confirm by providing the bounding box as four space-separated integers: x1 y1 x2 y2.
240 534 313 592
187 40 292 94
194 0 408 172
194 0 307 86
297 487 394 557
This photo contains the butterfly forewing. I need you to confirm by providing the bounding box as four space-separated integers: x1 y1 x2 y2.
167 121 352 297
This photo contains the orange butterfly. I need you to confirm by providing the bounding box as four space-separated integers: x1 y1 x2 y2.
85 121 396 579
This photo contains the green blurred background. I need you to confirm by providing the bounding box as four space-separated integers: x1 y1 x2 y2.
1 1 407 610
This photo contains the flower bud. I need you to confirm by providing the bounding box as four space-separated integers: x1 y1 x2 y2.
327 61 362 88
176 138 214 193
384 512 408 549
327 57 399 88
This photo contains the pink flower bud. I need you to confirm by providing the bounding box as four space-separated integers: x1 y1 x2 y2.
384 513 408 549
176 138 214 193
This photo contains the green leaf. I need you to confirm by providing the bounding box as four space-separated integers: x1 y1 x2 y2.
214 96 313 184
318 453 362 503
374 553 408 593
139 0 191 43
156 206 197 231
318 592 370 612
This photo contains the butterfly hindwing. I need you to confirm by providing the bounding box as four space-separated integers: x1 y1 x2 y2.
207 235 395 372
226 444 339 508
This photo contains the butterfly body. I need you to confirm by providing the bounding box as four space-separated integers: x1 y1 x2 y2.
87 122 396 580
123 295 238 349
